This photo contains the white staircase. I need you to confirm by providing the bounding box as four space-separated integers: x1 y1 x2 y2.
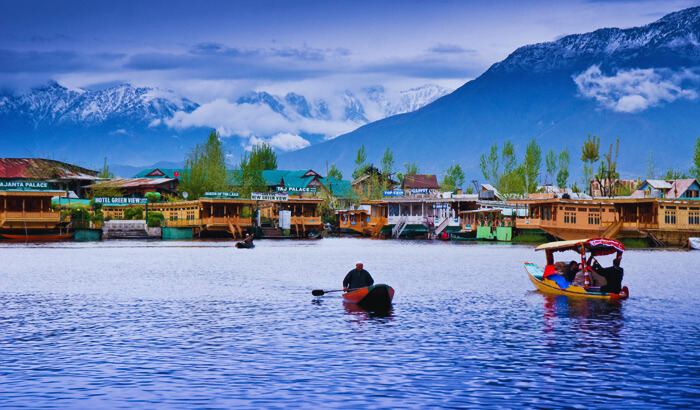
393 216 408 238
433 218 451 236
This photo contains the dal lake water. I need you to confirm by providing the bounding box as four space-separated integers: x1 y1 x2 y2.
0 238 699 408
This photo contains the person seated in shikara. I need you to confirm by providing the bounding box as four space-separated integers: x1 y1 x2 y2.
591 257 624 294
554 260 579 283
343 261 374 290
243 234 254 243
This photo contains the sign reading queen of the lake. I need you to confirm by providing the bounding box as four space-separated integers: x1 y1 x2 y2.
204 192 239 198
94 197 149 206
0 180 50 191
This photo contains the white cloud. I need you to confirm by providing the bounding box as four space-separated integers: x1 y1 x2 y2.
248 133 311 151
165 98 361 140
573 65 700 113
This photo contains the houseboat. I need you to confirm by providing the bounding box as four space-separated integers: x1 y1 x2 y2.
0 187 67 240
509 196 700 246
338 201 388 237
383 192 479 239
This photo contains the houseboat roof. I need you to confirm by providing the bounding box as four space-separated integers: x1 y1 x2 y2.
666 179 699 198
85 178 178 189
0 158 98 180
0 190 65 197
133 168 182 179
642 179 673 190
403 174 440 190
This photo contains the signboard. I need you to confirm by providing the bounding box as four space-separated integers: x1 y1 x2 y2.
252 192 288 201
204 192 239 198
94 197 149 206
409 188 430 195
276 186 317 193
383 190 405 197
432 204 450 209
0 180 50 191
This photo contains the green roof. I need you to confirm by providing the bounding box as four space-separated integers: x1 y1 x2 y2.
132 168 182 178
323 178 357 199
52 198 92 207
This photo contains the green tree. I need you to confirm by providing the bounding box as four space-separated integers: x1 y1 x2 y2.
646 151 658 179
556 148 570 189
690 137 700 180
594 138 620 197
498 141 519 194
580 134 600 195
179 130 228 199
249 143 278 170
545 149 557 186
380 147 395 176
233 151 267 198
478 143 499 185
523 138 542 193
396 162 420 187
351 145 368 180
441 164 465 192
98 157 114 179
327 164 343 180
664 168 688 179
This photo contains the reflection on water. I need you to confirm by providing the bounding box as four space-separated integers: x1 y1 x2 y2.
343 301 394 320
0 238 699 408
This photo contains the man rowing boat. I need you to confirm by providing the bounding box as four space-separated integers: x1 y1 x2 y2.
343 260 374 290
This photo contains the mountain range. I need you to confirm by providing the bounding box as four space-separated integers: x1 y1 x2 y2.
279 6 700 181
0 81 449 171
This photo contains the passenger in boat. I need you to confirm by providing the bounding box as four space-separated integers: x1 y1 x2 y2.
593 258 624 294
554 261 579 282
343 261 374 290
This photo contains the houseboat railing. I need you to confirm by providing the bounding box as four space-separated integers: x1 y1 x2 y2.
4 211 60 220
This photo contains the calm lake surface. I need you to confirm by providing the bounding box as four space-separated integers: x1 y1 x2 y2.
1 238 699 408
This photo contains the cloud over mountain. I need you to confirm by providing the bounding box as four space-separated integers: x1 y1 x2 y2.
574 65 700 113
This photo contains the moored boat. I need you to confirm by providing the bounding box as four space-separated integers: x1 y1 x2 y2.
343 284 394 309
524 238 629 300
1 233 74 241
235 241 255 248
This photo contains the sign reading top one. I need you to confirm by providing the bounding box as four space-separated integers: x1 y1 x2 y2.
0 180 50 190
94 197 149 206
276 186 317 193
383 190 405 197
204 192 240 198
251 192 288 201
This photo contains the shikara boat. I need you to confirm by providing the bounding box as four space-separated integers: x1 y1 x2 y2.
235 241 255 249
1 233 73 241
343 284 395 309
524 238 629 300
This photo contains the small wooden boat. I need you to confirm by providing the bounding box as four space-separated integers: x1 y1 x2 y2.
343 284 394 309
235 241 255 249
1 233 73 241
525 238 629 300
307 231 322 240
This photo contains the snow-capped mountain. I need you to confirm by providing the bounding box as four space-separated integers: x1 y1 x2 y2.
280 6 700 177
0 81 198 128
234 84 449 124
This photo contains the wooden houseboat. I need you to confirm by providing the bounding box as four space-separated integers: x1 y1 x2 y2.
0 189 66 239
338 201 388 237
509 197 700 246
383 193 479 239
198 197 256 238
459 207 516 241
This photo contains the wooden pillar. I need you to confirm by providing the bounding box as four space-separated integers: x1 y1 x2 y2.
22 198 25 218
40 199 43 218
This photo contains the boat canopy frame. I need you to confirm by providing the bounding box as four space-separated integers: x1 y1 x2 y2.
536 238 624 266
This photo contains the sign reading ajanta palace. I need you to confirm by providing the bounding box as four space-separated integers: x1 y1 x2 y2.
0 180 50 190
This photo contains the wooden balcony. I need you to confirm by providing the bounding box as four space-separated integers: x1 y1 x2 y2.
2 211 60 222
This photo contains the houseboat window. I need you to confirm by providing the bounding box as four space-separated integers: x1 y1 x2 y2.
689 211 699 225
578 208 587 212
565 207 575 211
679 207 688 210
564 211 576 224
588 213 600 225
667 206 677 210
665 210 676 225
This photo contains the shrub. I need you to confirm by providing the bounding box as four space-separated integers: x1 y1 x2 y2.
241 206 251 218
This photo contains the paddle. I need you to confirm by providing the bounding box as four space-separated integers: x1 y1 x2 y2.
311 288 357 296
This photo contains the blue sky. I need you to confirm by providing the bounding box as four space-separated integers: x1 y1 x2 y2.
2 0 699 101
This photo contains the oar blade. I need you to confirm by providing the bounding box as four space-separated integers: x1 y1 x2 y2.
311 289 325 296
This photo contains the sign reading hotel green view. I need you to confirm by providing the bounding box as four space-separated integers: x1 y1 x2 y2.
251 192 288 201
94 197 149 206
0 180 50 191
276 186 317 193
204 192 240 198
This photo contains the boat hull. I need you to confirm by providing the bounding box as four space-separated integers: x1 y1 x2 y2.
235 242 255 248
1 233 73 241
343 284 394 309
524 262 628 300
